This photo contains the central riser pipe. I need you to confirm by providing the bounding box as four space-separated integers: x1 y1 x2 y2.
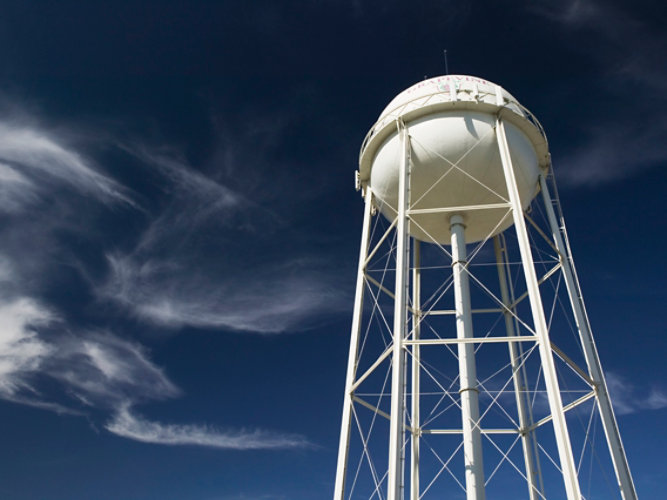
450 215 486 500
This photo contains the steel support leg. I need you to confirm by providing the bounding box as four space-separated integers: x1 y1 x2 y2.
387 122 411 500
410 240 421 500
539 175 637 500
451 214 486 500
494 234 544 500
495 86 582 499
333 187 374 500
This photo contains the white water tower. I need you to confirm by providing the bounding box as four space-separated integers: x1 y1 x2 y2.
334 75 636 500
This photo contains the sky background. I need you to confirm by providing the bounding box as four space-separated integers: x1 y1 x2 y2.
0 1 665 499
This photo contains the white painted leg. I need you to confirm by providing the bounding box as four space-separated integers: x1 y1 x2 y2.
494 234 544 500
387 122 411 500
495 87 582 500
333 187 374 500
539 175 637 500
410 240 421 500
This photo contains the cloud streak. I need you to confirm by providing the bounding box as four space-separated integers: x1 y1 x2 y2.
0 121 134 209
44 331 181 408
0 107 313 449
106 405 311 450
606 372 667 415
529 0 667 186
0 298 55 398
0 304 310 449
0 300 177 411
101 253 348 333
96 141 349 334
553 120 667 187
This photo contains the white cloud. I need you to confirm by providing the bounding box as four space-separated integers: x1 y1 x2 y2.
0 161 38 212
0 112 154 415
101 253 348 333
0 121 135 208
0 254 15 283
644 389 667 411
529 0 667 185
0 108 318 448
0 309 311 449
605 372 667 415
0 298 55 397
45 332 181 407
0 393 83 416
554 121 667 187
0 296 311 449
120 143 244 212
94 141 349 334
106 405 311 450
529 0 601 27
0 116 139 304
0 303 178 410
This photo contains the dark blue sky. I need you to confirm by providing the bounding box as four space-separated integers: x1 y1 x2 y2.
0 1 665 499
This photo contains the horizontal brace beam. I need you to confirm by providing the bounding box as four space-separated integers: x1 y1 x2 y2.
408 203 511 215
531 391 596 430
422 428 519 435
425 308 504 316
403 336 538 346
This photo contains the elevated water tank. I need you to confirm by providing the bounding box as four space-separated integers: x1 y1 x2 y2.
358 75 550 244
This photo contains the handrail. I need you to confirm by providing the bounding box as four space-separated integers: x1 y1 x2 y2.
359 88 548 162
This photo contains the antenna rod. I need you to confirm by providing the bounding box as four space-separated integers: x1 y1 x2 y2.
443 49 449 74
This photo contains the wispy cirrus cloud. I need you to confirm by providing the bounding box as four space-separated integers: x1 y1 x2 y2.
96 141 349 334
0 116 140 298
0 161 37 212
0 302 310 449
605 372 667 415
101 252 348 333
0 120 134 209
529 0 667 186
0 106 313 448
0 294 177 412
107 405 311 449
0 105 346 337
552 121 667 186
120 142 246 211
0 115 147 420
44 331 181 408
0 298 55 398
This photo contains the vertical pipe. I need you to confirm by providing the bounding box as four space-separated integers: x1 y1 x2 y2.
387 123 411 500
539 175 637 500
495 95 582 500
401 337 408 498
451 214 486 500
494 234 544 500
333 187 375 500
410 240 421 500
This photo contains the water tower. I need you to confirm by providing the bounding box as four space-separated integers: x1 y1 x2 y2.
334 76 637 500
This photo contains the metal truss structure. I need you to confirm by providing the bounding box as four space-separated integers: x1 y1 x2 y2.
333 111 637 500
